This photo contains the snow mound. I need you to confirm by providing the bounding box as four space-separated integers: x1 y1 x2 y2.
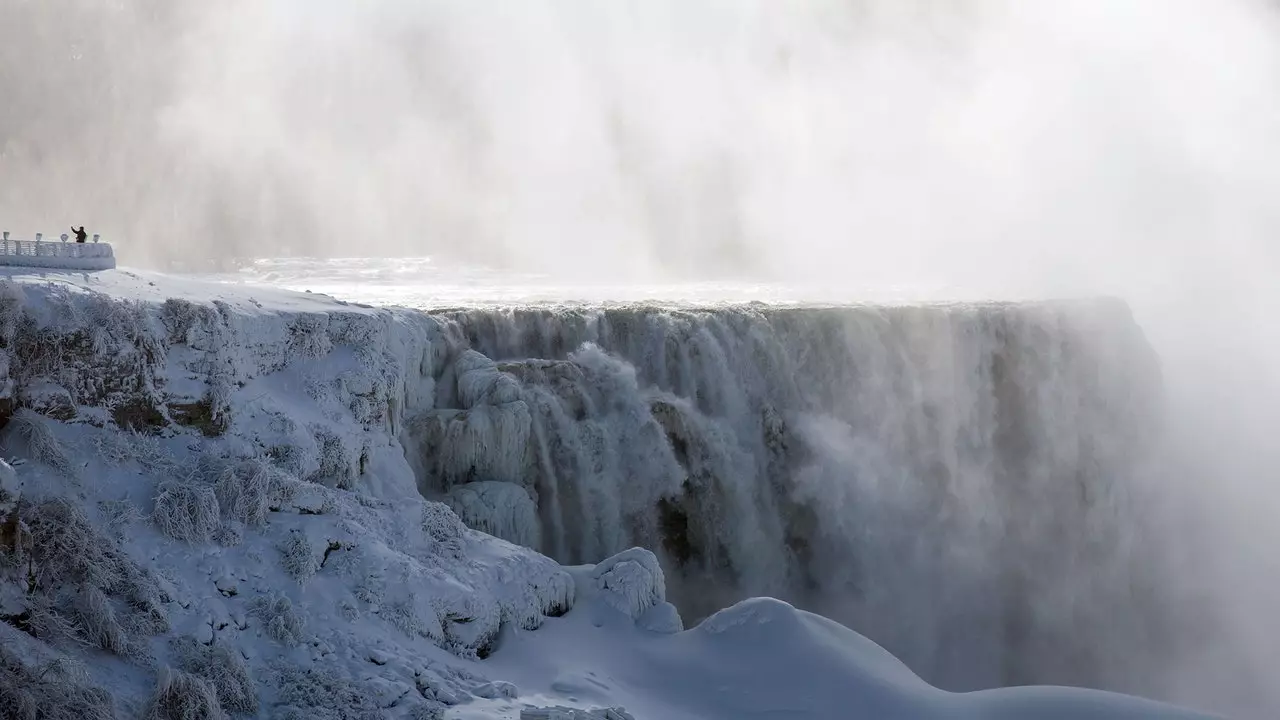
485 593 1216 720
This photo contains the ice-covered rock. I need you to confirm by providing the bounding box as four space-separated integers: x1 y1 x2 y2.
591 548 672 624
446 481 541 549
407 403 533 489
455 349 523 409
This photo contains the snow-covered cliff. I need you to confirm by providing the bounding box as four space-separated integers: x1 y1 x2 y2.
0 268 1207 719
0 269 575 718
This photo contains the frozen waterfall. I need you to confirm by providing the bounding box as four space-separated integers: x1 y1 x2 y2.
402 299 1172 694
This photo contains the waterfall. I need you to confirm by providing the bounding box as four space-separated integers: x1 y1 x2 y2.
403 299 1173 693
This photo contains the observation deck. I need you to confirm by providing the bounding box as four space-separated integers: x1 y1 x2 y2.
0 231 117 271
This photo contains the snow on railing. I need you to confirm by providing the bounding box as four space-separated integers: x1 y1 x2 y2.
0 231 116 271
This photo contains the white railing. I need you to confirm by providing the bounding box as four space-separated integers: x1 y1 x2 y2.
0 231 117 271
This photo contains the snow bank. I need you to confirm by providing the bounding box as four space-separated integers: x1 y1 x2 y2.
480 593 1215 720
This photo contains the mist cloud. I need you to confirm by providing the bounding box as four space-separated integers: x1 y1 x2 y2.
7 1 1280 714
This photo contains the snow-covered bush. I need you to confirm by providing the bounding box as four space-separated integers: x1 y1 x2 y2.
171 636 258 715
0 643 115 720
6 408 75 477
25 498 134 594
99 498 144 539
421 501 468 560
153 480 221 543
279 530 318 584
88 428 178 475
211 523 243 548
214 458 296 527
160 298 213 345
307 424 356 489
144 666 227 720
288 315 332 360
16 498 169 650
249 593 305 646
73 586 136 657
270 661 382 720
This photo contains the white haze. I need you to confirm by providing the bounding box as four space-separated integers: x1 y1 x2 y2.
5 0 1280 716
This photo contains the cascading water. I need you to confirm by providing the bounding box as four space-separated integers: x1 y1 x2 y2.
402 299 1176 694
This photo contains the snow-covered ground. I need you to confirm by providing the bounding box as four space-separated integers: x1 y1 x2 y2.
0 267 1219 719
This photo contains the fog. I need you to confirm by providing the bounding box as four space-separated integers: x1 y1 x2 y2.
5 0 1280 715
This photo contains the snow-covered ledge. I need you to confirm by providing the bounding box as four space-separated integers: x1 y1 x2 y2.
0 231 117 271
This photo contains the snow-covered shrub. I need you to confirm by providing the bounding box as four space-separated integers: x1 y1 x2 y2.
0 644 115 720
307 424 355 489
25 498 126 593
264 439 320 482
153 480 220 543
379 599 415 637
271 661 381 720
171 636 258 715
337 598 359 622
144 666 227 720
279 530 317 584
436 593 502 659
214 458 296 526
17 498 169 649
211 524 243 548
99 498 144 539
249 593 305 646
288 315 332 359
494 557 576 631
421 501 468 560
22 595 91 648
6 408 75 477
160 298 212 345
73 586 136 657
88 428 178 475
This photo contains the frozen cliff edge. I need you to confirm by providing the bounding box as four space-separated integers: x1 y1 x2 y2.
0 268 1209 719
0 268 574 718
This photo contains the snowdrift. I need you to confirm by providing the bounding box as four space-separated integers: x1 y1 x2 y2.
0 268 1213 719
